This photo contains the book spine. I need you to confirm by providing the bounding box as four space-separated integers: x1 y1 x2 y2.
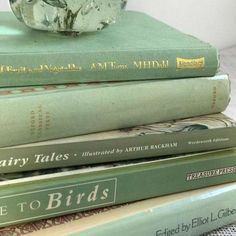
0 149 236 227
0 75 230 147
73 184 236 236
0 48 218 87
1 127 236 173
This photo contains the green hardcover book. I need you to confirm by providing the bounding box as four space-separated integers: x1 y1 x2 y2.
0 11 218 87
0 74 230 147
69 183 236 236
1 113 236 173
1 183 236 236
1 148 236 227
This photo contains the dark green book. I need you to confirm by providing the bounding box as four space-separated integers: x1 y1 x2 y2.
0 11 218 87
1 113 236 173
1 183 236 236
0 148 236 227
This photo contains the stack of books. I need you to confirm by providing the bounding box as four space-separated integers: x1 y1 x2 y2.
0 10 236 236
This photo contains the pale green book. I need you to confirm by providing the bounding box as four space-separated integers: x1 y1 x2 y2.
0 11 218 87
0 74 230 147
0 148 236 227
0 113 236 173
69 183 236 236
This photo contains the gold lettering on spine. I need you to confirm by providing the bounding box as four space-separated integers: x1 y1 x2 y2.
90 62 128 71
176 57 205 69
0 66 4 73
0 64 82 74
133 60 169 69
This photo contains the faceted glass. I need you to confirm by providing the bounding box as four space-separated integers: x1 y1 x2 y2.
9 0 127 33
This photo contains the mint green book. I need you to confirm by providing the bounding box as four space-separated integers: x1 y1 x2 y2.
0 11 218 87
68 183 236 236
1 183 236 236
0 74 230 147
0 148 236 227
1 113 236 173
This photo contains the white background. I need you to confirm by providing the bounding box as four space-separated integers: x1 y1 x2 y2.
1 0 236 49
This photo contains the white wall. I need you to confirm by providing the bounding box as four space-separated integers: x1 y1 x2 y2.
126 0 236 49
1 0 236 49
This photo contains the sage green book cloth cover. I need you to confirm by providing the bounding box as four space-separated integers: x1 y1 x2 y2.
0 74 230 147
1 113 236 173
0 11 218 87
1 183 236 236
0 148 236 227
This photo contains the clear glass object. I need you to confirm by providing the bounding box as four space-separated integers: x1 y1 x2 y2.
9 0 127 33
